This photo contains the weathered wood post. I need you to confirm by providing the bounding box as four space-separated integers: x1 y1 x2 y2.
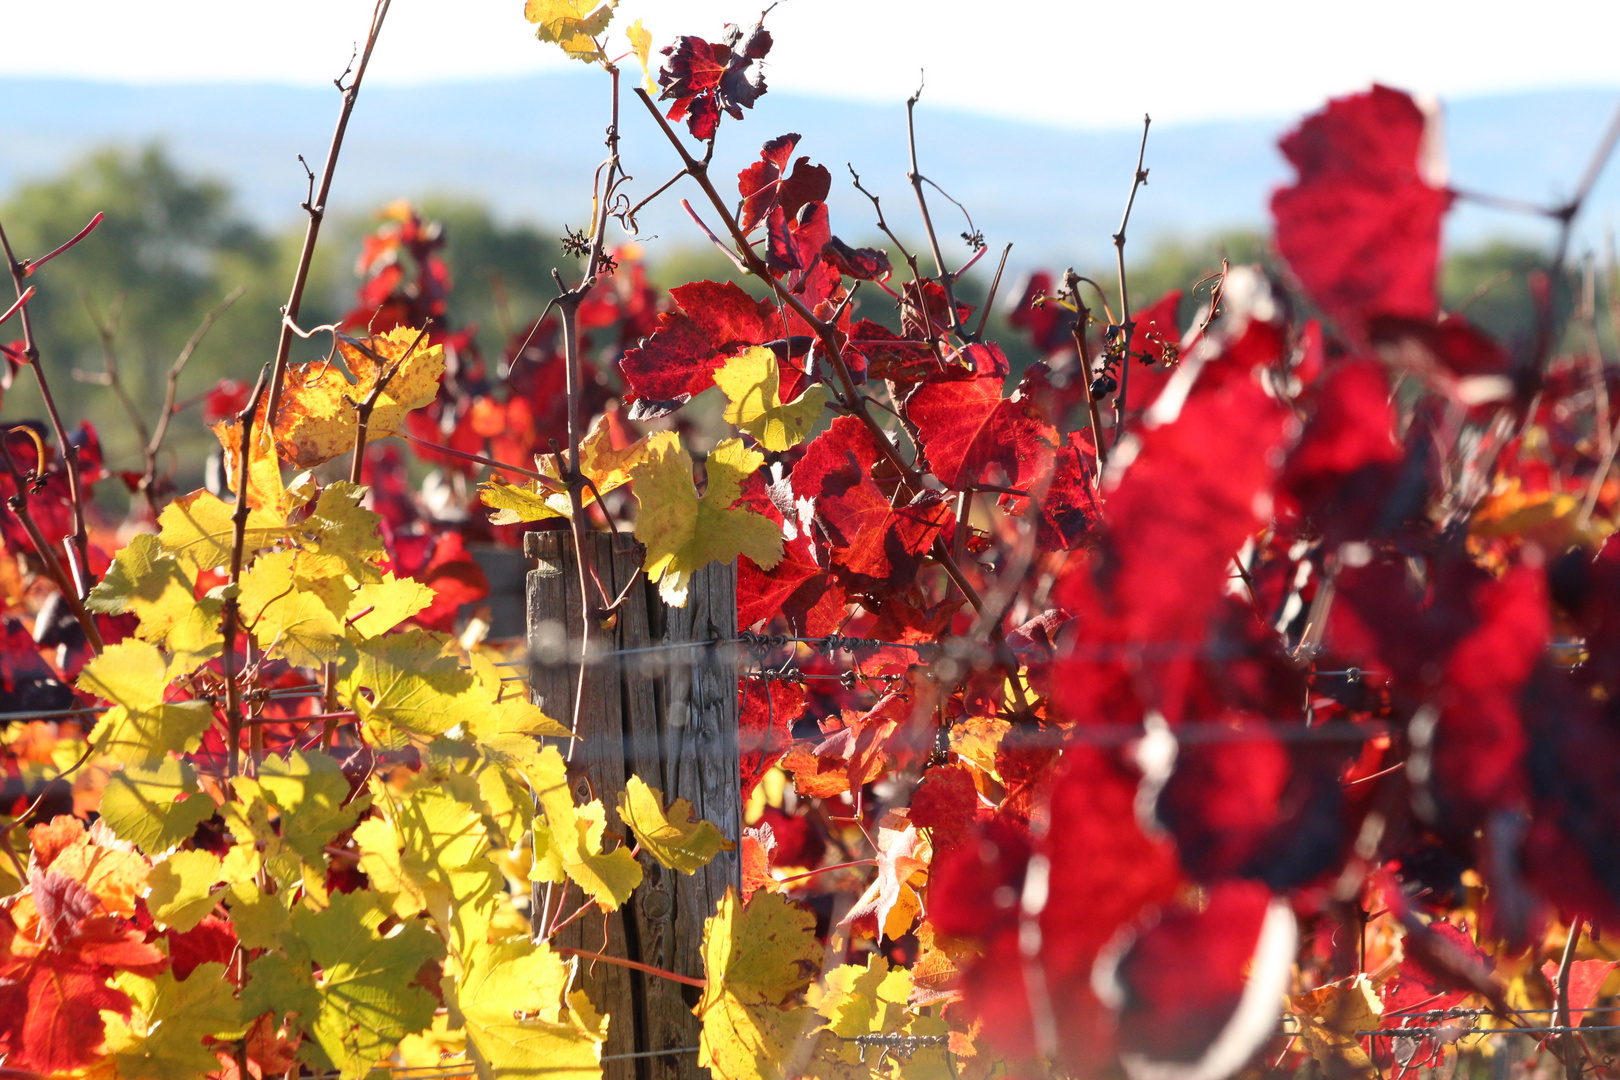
525 530 740 1080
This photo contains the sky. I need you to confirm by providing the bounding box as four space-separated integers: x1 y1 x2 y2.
4 0 1620 129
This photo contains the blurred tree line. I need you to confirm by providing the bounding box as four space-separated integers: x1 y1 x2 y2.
0 145 1551 513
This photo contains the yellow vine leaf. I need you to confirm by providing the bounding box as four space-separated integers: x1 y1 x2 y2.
617 775 732 874
353 783 503 957
273 325 445 469
339 629 482 746
99 759 217 856
157 489 293 571
1288 974 1382 1074
697 889 823 1080
481 414 646 523
286 890 444 1080
464 651 570 741
87 533 223 676
239 549 350 670
627 19 655 92
526 744 642 908
805 955 951 1080
716 346 830 451
452 936 607 1080
103 962 247 1080
346 572 436 637
77 639 214 768
398 1014 467 1070
632 433 783 607
300 480 387 583
525 0 617 63
1471 478 1611 551
144 848 226 932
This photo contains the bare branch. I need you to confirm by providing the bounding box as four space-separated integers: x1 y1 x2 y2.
1111 114 1152 439
261 0 393 452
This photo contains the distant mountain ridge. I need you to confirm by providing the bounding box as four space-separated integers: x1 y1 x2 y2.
3 75 1618 269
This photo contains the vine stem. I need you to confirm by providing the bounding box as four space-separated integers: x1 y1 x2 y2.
143 287 245 512
553 945 707 989
1556 918 1586 1079
1064 271 1110 480
904 81 970 341
0 214 106 595
260 0 391 451
1110 115 1151 441
536 61 628 945
222 366 272 780
1526 97 1620 393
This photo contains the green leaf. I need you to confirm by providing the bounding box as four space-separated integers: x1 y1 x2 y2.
145 848 225 931
99 759 216 855
451 936 607 1080
617 775 731 874
525 745 642 908
716 346 830 451
242 949 320 1027
77 639 214 767
354 783 502 956
290 890 446 1080
228 880 292 951
257 750 371 867
104 963 247 1080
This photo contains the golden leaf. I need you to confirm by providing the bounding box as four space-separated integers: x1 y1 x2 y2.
632 434 783 607
716 346 830 451
272 326 444 469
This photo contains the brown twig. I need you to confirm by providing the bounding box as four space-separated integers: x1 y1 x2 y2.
401 433 568 491
1110 115 1152 440
76 291 153 454
260 0 392 451
14 212 104 276
905 78 972 342
1064 272 1110 479
0 215 103 594
144 287 245 509
972 243 1014 342
1557 918 1587 1079
1527 97 1620 387
222 366 272 779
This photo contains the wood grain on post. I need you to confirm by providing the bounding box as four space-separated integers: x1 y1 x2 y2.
525 529 740 1080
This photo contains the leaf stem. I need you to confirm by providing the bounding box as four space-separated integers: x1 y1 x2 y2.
553 945 707 989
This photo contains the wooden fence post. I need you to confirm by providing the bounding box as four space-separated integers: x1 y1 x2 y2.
525 529 741 1080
